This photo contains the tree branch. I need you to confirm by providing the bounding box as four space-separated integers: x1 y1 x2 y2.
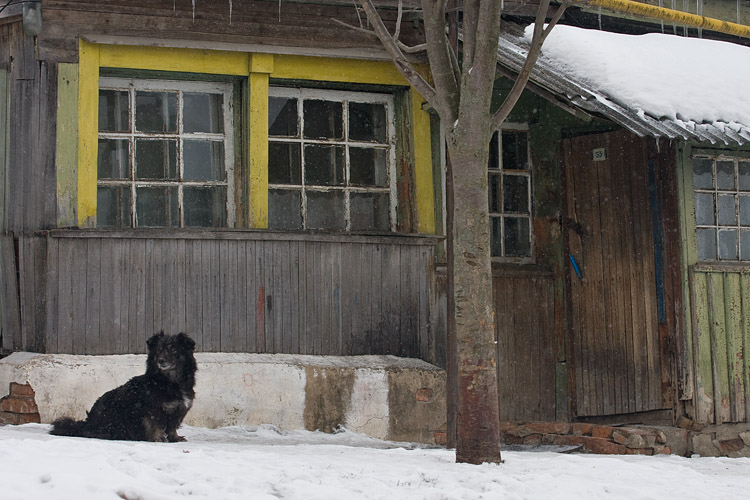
359 0 439 106
490 0 571 131
420 0 460 122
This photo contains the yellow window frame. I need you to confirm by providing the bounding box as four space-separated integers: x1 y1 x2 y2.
75 40 435 233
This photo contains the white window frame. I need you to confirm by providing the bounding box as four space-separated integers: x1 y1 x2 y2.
98 77 236 228
489 123 534 262
268 86 397 232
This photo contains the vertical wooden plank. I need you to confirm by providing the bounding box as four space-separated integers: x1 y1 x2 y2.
340 243 355 357
45 236 59 354
724 272 745 421
244 240 257 353
175 238 187 334
255 239 266 353
690 269 715 423
131 239 148 354
331 242 342 355
70 240 88 354
0 69 8 234
55 64 79 228
55 238 74 353
370 244 382 355
116 239 131 354
742 272 750 422
207 240 221 351
304 241 318 355
219 240 231 351
295 240 306 354
184 239 202 349
288 240 300 354
235 240 248 353
707 273 730 423
278 240 290 353
264 241 278 352
85 239 101 354
98 238 115 354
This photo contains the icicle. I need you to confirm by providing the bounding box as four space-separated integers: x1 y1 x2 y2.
229 0 233 25
192 0 196 22
597 6 602 30
279 0 282 23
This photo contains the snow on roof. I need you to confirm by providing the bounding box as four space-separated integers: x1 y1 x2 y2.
496 24 750 145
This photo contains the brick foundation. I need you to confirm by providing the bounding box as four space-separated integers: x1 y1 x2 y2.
0 382 41 425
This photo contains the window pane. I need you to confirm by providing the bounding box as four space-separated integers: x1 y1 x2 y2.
268 189 302 230
489 173 501 214
184 140 226 181
487 132 500 170
304 145 345 186
268 142 301 184
504 217 531 257
135 91 178 133
99 90 130 132
98 139 129 179
349 102 387 143
742 230 750 260
740 161 750 191
350 192 389 231
718 194 737 225
350 147 388 187
694 192 715 225
503 175 529 214
717 160 735 190
97 186 131 228
184 93 224 134
135 140 178 180
183 186 227 227
303 100 343 139
502 131 528 170
741 195 750 226
697 228 717 260
135 186 179 227
693 158 714 189
719 229 738 260
269 97 299 137
490 216 502 257
306 191 345 230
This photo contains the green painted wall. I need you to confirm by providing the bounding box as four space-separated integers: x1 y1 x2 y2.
55 64 79 228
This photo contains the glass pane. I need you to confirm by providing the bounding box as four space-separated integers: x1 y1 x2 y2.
268 189 302 230
693 158 714 189
488 173 501 214
135 91 178 133
717 160 735 190
303 100 343 140
184 140 226 181
135 140 178 180
488 132 499 170
269 97 299 137
184 93 224 134
306 191 345 231
740 161 750 191
742 231 750 261
694 192 715 225
268 142 301 185
349 102 387 143
98 139 129 179
98 90 130 132
741 195 750 226
97 186 131 228
304 145 345 186
490 216 502 257
502 131 529 170
350 147 388 187
719 229 738 260
350 192 389 231
503 175 529 214
718 194 737 225
183 186 227 227
504 217 531 256
697 228 717 260
135 186 179 227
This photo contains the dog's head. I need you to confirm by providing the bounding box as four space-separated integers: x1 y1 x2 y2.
146 332 197 383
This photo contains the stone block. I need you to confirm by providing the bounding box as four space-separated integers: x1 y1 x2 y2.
740 431 750 447
653 445 672 455
572 423 594 436
591 425 614 439
525 422 571 436
716 438 745 455
691 434 720 457
582 437 627 455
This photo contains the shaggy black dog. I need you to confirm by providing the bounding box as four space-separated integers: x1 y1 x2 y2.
50 332 197 442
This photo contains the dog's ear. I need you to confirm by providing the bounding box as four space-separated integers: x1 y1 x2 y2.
147 331 165 350
177 332 196 350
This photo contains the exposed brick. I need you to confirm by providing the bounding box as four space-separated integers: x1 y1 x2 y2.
717 438 745 454
14 413 41 425
416 388 433 402
591 425 614 439
433 430 447 446
9 382 35 397
526 422 571 435
0 396 39 414
572 423 594 436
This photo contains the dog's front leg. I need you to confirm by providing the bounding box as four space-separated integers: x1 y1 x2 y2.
143 416 168 442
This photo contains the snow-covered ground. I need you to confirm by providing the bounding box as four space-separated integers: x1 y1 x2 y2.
2 424 750 499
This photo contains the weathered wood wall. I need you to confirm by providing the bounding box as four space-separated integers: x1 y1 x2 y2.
4 231 443 364
494 268 557 421
689 267 750 424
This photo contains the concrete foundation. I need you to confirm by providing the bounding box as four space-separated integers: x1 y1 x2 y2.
0 352 447 445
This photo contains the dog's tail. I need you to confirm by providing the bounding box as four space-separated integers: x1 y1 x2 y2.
49 417 88 437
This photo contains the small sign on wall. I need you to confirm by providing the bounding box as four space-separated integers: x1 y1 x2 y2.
593 148 607 162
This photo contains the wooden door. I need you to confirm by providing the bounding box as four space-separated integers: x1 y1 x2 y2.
563 130 665 417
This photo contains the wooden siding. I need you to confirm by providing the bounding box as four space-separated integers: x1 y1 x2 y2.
689 266 750 424
5 231 441 363
494 269 557 421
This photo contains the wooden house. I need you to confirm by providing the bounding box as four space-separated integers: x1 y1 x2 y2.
2 0 750 437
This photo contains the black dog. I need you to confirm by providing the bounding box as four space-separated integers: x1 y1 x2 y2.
50 332 197 442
